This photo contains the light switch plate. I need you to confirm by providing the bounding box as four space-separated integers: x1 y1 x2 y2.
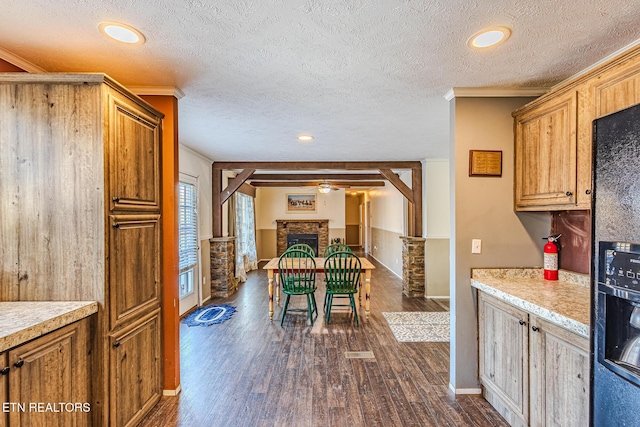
472 239 482 254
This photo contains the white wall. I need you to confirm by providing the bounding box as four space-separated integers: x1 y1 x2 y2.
179 145 213 240
367 176 407 276
179 145 214 301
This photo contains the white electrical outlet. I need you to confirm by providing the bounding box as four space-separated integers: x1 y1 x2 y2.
472 239 482 254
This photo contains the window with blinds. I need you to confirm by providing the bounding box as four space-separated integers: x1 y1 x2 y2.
179 180 198 273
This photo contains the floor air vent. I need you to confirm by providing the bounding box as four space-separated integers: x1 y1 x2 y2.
344 351 375 359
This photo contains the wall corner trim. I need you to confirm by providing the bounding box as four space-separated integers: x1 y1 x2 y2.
129 85 185 99
444 87 548 101
0 47 47 73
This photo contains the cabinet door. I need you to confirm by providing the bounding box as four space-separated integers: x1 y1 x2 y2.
109 214 161 329
529 316 589 427
0 352 7 427
107 90 161 212
514 91 577 210
478 293 529 427
110 309 161 427
8 319 91 427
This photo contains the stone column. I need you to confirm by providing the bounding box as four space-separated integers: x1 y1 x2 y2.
400 236 426 297
210 237 237 298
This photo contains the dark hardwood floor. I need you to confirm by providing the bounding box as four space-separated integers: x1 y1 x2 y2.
138 253 508 427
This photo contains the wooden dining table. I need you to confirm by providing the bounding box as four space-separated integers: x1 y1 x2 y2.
263 257 376 321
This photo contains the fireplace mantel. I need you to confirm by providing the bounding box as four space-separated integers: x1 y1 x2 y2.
276 219 329 256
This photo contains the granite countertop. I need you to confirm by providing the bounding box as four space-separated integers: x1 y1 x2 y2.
470 268 590 338
0 301 98 352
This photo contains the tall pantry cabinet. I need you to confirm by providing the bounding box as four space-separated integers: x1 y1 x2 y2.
0 73 163 427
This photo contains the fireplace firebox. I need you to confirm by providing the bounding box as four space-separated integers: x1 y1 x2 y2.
287 233 319 256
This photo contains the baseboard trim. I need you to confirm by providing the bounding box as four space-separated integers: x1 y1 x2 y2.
163 384 182 396
427 296 450 300
449 383 482 395
369 255 402 279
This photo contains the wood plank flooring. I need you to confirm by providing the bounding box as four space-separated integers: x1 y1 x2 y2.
138 253 508 427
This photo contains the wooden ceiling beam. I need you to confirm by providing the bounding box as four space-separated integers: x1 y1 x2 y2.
220 168 255 204
212 161 421 170
248 173 393 181
379 168 413 203
250 181 385 188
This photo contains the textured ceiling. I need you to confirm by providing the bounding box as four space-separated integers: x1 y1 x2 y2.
2 0 640 161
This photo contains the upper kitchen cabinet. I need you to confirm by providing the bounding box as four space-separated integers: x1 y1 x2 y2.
514 91 580 210
107 90 161 212
513 45 640 212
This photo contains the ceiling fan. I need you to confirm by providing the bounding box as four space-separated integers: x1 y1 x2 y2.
317 182 338 193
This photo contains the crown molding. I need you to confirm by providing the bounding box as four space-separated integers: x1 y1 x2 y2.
128 85 185 99
443 87 548 101
0 48 47 73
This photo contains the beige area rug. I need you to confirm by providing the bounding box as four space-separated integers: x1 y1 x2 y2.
382 311 450 343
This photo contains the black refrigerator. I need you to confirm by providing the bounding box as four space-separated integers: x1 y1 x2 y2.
592 102 640 425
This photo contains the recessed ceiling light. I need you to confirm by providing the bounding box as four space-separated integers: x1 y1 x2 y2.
468 27 511 49
297 134 314 142
99 22 146 45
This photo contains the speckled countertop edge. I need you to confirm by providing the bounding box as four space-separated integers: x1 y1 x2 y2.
0 301 98 352
471 269 590 338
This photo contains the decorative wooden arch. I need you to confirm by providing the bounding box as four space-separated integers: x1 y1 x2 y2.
212 161 423 237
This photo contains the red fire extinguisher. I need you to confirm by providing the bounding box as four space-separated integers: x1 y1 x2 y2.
543 234 561 281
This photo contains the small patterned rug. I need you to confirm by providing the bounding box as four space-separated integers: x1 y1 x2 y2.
382 311 450 342
182 304 237 327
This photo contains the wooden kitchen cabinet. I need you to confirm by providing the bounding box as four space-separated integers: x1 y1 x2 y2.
514 91 578 211
108 214 161 330
0 353 7 427
110 309 161 427
0 318 92 427
513 45 640 212
529 316 589 427
478 292 589 427
478 292 529 427
0 74 163 427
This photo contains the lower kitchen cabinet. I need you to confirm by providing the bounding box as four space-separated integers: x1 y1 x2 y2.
110 309 161 427
0 317 92 427
0 353 7 427
529 316 589 427
478 292 589 427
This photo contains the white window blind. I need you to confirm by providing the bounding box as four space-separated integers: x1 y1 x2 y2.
179 181 198 272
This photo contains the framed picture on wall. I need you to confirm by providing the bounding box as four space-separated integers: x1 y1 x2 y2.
286 193 317 213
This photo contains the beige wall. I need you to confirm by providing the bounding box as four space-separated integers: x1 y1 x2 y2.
424 160 451 298
255 187 346 258
450 96 551 391
367 179 406 274
425 238 449 297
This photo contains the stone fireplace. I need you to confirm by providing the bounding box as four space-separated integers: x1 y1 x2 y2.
276 219 329 256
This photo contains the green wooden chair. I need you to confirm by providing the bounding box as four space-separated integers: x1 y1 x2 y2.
324 251 361 325
278 249 318 326
322 243 352 257
286 243 316 257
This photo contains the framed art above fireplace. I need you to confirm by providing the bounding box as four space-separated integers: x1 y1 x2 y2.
286 193 316 213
